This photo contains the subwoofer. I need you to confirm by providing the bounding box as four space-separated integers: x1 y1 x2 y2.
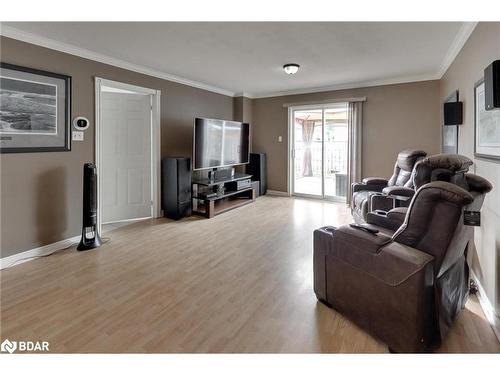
77 163 101 251
162 157 192 220
246 153 267 196
485 60 500 110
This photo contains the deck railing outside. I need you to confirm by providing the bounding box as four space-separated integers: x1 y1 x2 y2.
294 140 347 178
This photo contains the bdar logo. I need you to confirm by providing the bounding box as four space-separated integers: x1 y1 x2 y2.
1 339 17 354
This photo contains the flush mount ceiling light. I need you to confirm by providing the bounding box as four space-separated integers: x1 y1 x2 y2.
283 63 300 75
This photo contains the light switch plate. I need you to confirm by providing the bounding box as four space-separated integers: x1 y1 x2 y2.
278 136 282 143
72 131 84 141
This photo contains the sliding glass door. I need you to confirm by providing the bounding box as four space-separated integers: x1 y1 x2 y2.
291 103 348 201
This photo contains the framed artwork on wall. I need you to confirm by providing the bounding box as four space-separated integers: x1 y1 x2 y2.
442 90 459 154
0 63 71 153
474 79 500 161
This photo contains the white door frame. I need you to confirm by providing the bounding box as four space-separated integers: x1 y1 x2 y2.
287 103 348 202
94 77 161 232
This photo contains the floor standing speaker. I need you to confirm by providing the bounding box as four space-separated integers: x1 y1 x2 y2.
246 153 267 196
78 163 101 251
162 157 192 220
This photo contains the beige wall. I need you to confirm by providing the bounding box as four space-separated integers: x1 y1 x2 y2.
0 36 234 258
2 26 498 324
252 80 441 192
233 96 253 124
440 22 500 314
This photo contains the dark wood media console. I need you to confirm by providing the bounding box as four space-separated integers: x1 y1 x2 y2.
192 173 256 218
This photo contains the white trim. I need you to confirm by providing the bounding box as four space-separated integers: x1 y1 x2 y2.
266 190 290 197
287 102 349 202
283 97 366 108
95 78 103 230
94 77 162 234
287 107 293 196
0 235 80 270
1 23 476 100
0 25 235 97
102 216 151 225
248 75 437 99
152 90 162 219
437 22 478 78
97 77 158 95
471 271 500 342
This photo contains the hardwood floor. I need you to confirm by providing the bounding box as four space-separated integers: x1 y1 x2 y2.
1 196 499 353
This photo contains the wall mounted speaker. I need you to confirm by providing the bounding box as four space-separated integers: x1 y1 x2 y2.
484 60 500 110
77 163 101 251
443 102 463 125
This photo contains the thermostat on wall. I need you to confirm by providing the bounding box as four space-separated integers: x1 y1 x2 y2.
73 116 90 130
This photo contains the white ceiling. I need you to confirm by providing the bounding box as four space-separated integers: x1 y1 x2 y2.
1 22 475 98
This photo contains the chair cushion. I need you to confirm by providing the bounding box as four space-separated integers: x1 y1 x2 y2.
388 150 427 188
396 149 428 172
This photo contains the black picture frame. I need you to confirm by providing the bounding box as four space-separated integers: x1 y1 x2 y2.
0 62 72 153
474 78 500 161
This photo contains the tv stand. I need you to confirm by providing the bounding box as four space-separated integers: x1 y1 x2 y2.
192 173 256 218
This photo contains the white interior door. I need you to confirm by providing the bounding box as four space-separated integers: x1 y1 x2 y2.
101 91 152 223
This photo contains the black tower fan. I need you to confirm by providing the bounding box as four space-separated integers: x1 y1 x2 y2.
77 163 102 251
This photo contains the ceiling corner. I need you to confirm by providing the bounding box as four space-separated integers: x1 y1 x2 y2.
437 22 478 78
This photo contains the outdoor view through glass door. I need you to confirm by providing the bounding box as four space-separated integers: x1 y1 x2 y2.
291 103 349 201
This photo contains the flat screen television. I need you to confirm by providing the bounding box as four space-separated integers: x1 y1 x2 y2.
193 117 250 170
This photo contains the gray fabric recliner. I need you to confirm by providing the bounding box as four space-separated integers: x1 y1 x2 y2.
351 149 427 223
314 177 492 352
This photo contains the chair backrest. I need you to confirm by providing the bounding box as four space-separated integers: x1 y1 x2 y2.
392 181 473 275
413 153 473 190
387 149 427 188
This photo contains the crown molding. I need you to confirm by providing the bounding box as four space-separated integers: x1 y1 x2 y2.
246 73 439 99
233 92 253 98
0 25 236 97
229 22 477 99
437 22 477 78
0 22 476 100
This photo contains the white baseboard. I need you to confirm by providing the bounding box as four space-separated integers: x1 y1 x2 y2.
266 190 290 197
471 271 500 342
0 235 80 270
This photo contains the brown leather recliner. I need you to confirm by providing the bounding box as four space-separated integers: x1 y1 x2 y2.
366 154 475 232
314 179 492 352
351 149 427 224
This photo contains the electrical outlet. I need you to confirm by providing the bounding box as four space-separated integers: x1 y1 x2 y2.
72 131 84 141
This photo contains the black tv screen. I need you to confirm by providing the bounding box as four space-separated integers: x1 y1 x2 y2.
193 118 250 170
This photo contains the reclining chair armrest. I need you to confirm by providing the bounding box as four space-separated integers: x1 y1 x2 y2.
363 177 389 186
352 181 386 193
314 225 434 287
333 224 392 253
382 186 415 197
369 192 395 212
366 207 408 232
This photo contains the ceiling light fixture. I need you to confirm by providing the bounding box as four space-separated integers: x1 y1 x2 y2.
283 63 300 75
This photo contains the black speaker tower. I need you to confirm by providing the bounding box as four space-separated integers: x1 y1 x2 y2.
77 163 102 251
246 153 267 196
162 157 192 220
